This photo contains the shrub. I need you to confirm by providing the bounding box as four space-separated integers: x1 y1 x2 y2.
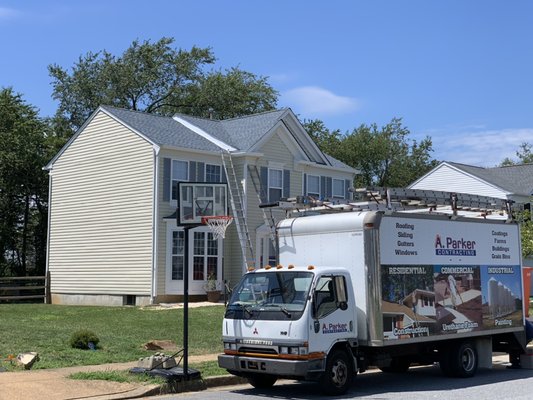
69 329 100 350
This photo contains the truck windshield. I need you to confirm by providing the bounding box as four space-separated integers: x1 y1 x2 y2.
225 271 314 320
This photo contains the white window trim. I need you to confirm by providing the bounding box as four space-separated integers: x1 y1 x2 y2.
205 163 222 183
307 174 320 197
268 168 283 202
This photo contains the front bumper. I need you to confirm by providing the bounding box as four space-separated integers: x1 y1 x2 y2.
218 354 325 380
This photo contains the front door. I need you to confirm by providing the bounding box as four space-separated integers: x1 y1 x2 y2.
166 224 223 295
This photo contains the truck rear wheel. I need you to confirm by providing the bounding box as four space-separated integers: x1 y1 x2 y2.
442 341 478 378
247 374 277 389
320 349 354 395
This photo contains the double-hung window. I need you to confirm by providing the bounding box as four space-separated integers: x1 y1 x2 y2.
205 164 221 183
307 175 320 198
332 178 345 199
171 160 188 201
268 169 283 202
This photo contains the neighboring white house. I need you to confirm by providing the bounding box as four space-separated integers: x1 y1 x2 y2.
409 161 533 207
44 106 357 306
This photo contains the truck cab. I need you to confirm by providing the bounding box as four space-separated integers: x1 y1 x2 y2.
218 265 358 394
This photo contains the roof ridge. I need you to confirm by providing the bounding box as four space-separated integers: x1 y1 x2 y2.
220 108 288 122
101 105 176 121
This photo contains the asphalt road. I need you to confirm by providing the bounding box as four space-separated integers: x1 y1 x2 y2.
152 364 533 400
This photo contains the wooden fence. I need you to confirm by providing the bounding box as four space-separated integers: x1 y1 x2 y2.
0 274 50 303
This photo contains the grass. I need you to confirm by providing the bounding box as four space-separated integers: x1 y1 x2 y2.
0 304 225 370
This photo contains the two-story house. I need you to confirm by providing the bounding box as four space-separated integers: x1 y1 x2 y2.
44 106 357 306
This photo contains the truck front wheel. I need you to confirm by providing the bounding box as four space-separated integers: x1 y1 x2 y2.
320 350 354 395
247 374 277 389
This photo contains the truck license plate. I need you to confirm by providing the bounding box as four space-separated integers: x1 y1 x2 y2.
247 360 266 371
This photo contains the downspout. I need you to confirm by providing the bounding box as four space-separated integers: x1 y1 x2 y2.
242 157 248 274
151 145 161 304
45 169 53 304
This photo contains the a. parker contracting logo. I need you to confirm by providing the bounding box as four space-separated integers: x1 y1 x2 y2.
434 234 477 256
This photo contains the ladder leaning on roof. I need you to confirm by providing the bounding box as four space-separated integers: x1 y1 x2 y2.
220 151 254 270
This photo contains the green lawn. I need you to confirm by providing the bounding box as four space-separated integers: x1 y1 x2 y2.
0 304 225 370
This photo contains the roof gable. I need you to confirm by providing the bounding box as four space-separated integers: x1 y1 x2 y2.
409 161 533 198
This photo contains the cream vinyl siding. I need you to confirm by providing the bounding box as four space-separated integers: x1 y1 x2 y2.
48 111 154 295
409 164 507 199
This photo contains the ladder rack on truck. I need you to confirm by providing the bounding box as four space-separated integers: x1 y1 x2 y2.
269 187 518 220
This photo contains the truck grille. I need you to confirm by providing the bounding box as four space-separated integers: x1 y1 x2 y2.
238 347 278 355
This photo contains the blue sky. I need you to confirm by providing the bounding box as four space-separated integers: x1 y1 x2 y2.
1 0 532 167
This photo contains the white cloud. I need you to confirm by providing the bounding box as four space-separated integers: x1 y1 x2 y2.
0 7 19 20
424 127 533 167
281 86 360 117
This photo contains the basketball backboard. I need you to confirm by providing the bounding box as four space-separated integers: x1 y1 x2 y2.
178 182 229 225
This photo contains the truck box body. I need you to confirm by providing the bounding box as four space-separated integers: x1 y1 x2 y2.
278 211 524 347
219 208 527 394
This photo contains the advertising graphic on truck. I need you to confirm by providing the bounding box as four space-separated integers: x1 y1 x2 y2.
380 217 523 342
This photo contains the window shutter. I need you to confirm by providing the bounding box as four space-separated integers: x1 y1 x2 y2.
163 158 171 201
197 162 205 182
326 177 332 198
221 166 227 183
189 161 197 182
260 166 268 202
345 179 351 201
283 169 290 199
320 176 326 199
303 173 307 195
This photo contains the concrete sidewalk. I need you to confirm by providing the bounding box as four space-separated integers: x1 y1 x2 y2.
0 353 516 400
0 354 245 400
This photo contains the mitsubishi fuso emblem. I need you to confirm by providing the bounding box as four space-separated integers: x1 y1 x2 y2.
253 327 259 335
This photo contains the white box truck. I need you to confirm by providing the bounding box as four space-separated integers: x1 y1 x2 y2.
218 204 529 394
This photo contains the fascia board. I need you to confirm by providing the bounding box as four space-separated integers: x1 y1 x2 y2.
283 110 330 165
297 160 359 175
444 162 511 195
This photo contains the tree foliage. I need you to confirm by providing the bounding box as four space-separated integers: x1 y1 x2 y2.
305 118 439 188
516 211 533 259
0 88 54 276
49 37 278 130
500 142 533 166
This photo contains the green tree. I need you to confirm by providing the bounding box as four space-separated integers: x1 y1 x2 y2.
0 88 51 276
49 37 278 131
500 142 533 166
333 118 438 187
302 119 343 157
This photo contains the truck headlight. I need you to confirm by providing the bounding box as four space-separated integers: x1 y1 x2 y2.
289 347 299 355
280 346 289 354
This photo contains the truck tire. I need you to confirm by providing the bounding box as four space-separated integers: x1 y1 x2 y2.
379 357 410 373
247 374 277 389
447 341 478 378
320 349 354 395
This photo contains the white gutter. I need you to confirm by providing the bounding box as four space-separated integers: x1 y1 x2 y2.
173 116 237 152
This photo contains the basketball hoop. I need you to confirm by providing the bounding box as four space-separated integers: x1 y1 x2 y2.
202 216 233 239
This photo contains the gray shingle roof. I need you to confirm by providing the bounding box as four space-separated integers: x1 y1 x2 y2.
100 106 354 173
102 106 221 152
176 109 288 151
448 161 533 195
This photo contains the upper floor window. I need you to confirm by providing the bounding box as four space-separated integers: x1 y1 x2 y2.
269 168 283 202
307 175 320 198
172 160 188 201
332 178 345 199
206 164 221 183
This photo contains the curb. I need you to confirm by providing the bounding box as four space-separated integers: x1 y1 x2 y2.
86 374 248 399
